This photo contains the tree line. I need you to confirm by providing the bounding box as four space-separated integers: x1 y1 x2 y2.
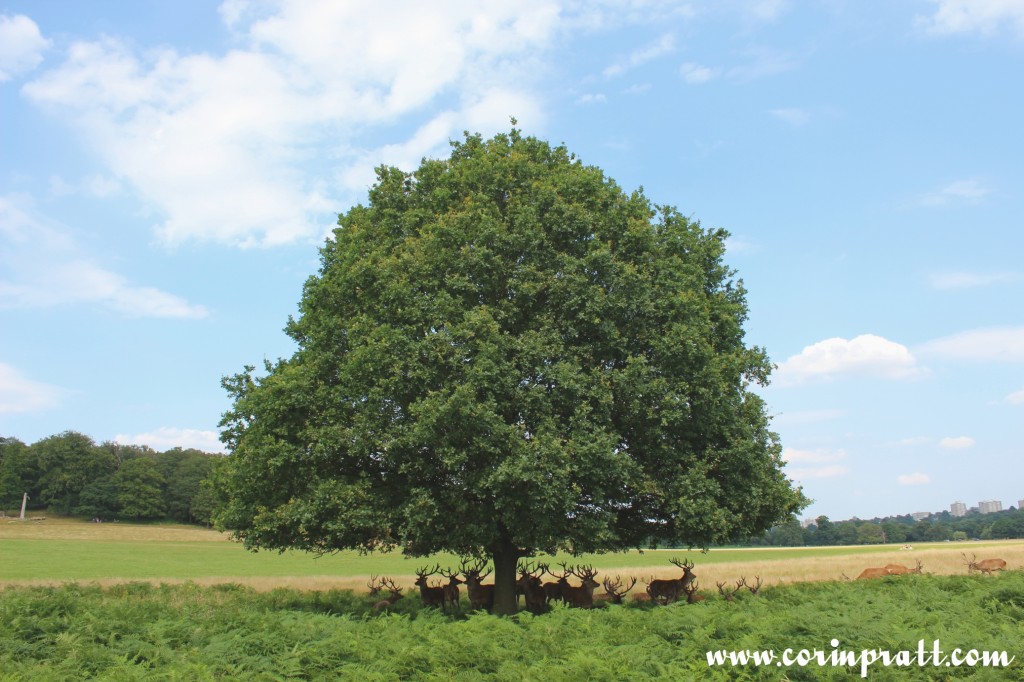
0 431 220 524
748 509 1024 547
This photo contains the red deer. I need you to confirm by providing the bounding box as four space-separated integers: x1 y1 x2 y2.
516 561 548 614
538 563 563 604
597 575 637 605
683 579 705 603
742 575 764 595
415 565 447 610
963 553 1007 575
856 566 891 580
559 564 600 608
372 577 404 611
439 567 464 611
884 560 923 575
646 558 695 605
717 580 744 602
461 559 495 611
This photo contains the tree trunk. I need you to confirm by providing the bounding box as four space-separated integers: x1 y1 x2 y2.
491 536 522 616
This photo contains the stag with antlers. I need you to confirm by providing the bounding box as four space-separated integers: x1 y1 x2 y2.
556 563 601 608
963 553 1007 575
597 575 638 605
682 579 705 603
646 558 695 605
461 559 496 612
717 579 744 602
369 577 405 611
516 561 548 614
415 565 448 611
439 567 464 612
884 560 923 576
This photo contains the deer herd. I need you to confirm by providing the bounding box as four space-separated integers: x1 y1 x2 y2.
366 550 1012 613
368 557 765 613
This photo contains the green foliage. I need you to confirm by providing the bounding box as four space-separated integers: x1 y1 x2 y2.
115 458 167 520
215 127 807 613
0 431 222 524
0 572 1021 680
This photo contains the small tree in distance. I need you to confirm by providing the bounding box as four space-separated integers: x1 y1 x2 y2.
213 126 807 614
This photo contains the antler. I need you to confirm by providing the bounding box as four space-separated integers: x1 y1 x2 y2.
669 558 694 571
415 563 441 578
367 575 384 596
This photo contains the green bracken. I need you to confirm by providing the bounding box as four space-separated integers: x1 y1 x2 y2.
1 572 1021 680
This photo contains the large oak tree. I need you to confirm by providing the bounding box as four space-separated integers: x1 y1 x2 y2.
214 128 806 614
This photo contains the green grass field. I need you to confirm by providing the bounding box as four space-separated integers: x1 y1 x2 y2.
2 516 1021 591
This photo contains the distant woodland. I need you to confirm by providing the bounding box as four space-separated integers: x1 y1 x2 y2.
0 431 219 524
4 430 1023 543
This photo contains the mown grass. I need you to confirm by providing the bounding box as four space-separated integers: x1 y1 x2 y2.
1 572 1022 680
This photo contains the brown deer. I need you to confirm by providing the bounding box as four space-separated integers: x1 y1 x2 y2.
415 565 447 611
884 560 923 575
717 580 744 602
856 566 892 580
597 575 637 605
559 564 601 608
439 567 464 611
963 553 1007 575
461 559 495 611
646 558 695 605
538 563 564 604
742 575 764 595
516 561 548 614
367 575 385 599
683 579 705 603
372 577 405 611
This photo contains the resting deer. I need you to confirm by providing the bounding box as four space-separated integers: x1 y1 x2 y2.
884 560 923 576
856 566 891 579
440 567 464 611
415 565 447 611
597 575 637 605
683 579 705 603
461 559 495 611
742 575 764 595
963 553 1007 575
372 577 404 611
646 558 695 605
717 580 744 602
558 563 600 608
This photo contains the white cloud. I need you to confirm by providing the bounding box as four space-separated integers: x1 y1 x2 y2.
920 0 1024 38
928 271 1020 289
680 61 720 84
1006 389 1024 405
939 436 975 449
576 93 608 105
919 179 991 206
769 107 810 126
22 1 562 248
782 447 849 480
918 326 1024 362
0 363 62 413
603 33 675 77
0 194 208 318
115 427 225 453
774 334 925 386
898 472 931 486
0 14 50 81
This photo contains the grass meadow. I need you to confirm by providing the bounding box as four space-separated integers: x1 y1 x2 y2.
2 517 1023 680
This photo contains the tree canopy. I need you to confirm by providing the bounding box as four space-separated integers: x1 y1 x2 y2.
214 128 807 613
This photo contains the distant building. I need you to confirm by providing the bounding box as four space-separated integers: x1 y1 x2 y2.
1018 499 1024 510
911 511 931 521
950 501 967 517
979 500 1003 514
801 518 816 529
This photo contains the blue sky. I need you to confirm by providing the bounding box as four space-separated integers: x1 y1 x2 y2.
1 1 1022 523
